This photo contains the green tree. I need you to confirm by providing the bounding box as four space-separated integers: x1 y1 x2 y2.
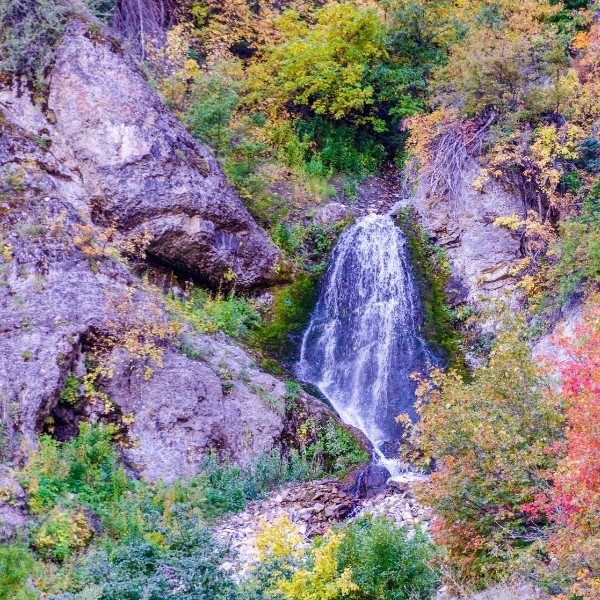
433 0 568 118
187 62 241 155
256 3 387 126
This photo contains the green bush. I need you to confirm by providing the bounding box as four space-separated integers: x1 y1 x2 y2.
0 544 38 600
187 66 240 154
51 510 238 600
307 419 369 475
0 0 114 88
271 222 306 258
0 423 9 462
20 422 129 514
533 186 600 315
197 449 319 520
297 118 387 178
169 288 262 339
305 219 353 269
33 506 93 561
247 516 439 600
335 517 440 600
59 374 80 406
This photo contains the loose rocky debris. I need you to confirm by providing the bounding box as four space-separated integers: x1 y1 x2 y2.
215 474 430 580
353 477 431 530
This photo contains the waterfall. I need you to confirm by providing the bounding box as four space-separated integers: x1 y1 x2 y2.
297 213 432 475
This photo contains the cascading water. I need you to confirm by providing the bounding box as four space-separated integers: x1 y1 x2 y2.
297 212 433 476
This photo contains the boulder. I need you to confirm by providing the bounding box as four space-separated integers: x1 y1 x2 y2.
46 20 281 290
314 202 349 225
355 463 390 497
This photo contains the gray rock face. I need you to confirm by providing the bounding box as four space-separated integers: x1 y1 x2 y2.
0 466 29 541
411 161 525 304
46 20 280 290
314 202 349 225
0 62 335 483
100 334 336 483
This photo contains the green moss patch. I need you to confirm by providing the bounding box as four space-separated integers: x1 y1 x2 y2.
396 209 465 373
252 272 319 365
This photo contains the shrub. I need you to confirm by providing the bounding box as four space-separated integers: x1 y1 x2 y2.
187 64 240 154
524 299 600 597
168 287 262 339
271 222 306 258
248 516 439 600
402 313 563 586
541 202 600 309
305 219 353 269
0 543 38 600
0 0 114 88
20 422 129 514
33 506 93 561
59 374 80 406
296 118 387 178
0 423 9 462
307 420 369 475
197 448 319 520
277 529 358 600
335 517 440 600
56 510 238 600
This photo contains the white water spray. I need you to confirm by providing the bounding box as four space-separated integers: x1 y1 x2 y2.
297 213 432 476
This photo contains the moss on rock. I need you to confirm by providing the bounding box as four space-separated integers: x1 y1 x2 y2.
396 209 465 373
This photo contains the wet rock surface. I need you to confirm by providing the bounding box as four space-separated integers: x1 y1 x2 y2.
354 463 390 497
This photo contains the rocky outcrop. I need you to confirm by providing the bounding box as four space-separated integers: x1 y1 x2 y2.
411 161 525 305
0 178 332 481
533 304 582 368
0 466 29 541
101 333 335 482
314 202 349 225
0 60 333 483
4 19 281 291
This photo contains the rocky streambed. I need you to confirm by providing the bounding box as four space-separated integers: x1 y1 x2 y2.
215 473 430 580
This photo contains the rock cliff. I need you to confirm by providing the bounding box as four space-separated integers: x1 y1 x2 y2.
0 110 335 483
410 161 525 305
6 19 282 291
0 21 343 488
